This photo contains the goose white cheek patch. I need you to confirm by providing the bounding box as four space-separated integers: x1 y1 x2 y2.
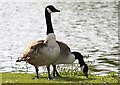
47 8 52 13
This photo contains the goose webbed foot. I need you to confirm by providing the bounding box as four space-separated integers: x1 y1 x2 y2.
32 77 39 80
36 76 39 79
48 76 53 80
56 73 62 77
53 71 61 77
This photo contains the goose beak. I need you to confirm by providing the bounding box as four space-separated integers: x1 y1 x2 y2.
85 73 88 78
53 7 60 12
56 10 60 12
54 9 60 12
81 64 88 78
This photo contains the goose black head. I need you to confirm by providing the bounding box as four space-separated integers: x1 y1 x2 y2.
81 64 88 78
72 52 88 78
45 5 60 13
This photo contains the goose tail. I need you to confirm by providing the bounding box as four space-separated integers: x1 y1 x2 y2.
16 56 30 62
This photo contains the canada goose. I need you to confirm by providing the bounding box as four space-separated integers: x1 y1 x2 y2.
16 5 88 80
16 5 60 80
52 51 88 78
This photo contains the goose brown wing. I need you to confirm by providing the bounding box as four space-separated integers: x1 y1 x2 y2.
21 40 70 61
56 41 71 56
22 40 45 60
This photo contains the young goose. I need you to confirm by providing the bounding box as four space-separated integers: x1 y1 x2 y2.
52 51 88 78
16 5 60 80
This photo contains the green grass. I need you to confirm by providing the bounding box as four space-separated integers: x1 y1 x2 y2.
1 71 120 85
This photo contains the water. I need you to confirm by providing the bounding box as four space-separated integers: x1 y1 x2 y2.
0 2 119 76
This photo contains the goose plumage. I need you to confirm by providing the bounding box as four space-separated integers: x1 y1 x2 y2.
17 40 88 79
16 5 88 79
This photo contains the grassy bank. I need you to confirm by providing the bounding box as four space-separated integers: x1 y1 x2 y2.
1 71 120 84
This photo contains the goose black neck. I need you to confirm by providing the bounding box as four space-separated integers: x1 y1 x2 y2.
45 9 54 35
79 60 85 67
72 52 85 67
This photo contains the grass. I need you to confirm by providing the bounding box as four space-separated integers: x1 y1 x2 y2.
1 71 120 85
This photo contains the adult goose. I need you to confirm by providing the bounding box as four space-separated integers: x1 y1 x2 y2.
16 5 60 79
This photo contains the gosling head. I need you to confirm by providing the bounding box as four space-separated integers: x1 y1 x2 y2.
72 52 88 78
45 5 60 13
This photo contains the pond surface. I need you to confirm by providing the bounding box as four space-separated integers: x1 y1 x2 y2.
0 2 119 76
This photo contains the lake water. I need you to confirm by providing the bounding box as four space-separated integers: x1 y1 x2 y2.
0 1 119 76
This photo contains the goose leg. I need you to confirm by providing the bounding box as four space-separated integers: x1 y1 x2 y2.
52 65 61 77
47 65 52 80
53 65 56 77
35 66 39 79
